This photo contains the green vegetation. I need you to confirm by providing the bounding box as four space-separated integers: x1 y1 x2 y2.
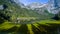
0 0 60 34
0 20 60 34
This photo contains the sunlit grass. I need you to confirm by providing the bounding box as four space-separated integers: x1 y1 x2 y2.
27 24 34 34
0 20 60 30
0 21 15 30
0 20 60 34
39 20 60 24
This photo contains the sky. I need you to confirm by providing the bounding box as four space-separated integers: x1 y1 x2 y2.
19 0 49 5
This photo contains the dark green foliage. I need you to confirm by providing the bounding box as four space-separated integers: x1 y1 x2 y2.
0 0 16 23
0 10 10 24
0 26 18 34
16 24 28 34
52 14 60 20
44 9 49 13
58 11 60 19
37 23 60 34
31 24 46 34
0 17 5 24
0 4 11 24
3 4 8 10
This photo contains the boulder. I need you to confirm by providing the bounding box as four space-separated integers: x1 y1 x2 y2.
0 5 4 10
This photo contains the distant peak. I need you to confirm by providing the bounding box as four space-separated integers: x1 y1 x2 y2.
27 2 42 6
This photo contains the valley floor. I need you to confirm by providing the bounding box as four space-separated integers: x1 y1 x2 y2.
0 19 60 34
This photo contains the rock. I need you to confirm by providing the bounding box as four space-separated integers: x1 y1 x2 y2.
0 5 4 10
47 0 60 14
0 4 8 10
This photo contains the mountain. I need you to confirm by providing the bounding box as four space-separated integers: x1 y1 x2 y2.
26 2 42 9
25 2 54 17
25 0 60 14
47 0 60 14
8 0 25 8
0 0 54 22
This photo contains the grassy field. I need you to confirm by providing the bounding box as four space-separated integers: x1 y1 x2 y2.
0 19 60 34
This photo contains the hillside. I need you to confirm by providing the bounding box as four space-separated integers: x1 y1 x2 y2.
0 0 55 23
